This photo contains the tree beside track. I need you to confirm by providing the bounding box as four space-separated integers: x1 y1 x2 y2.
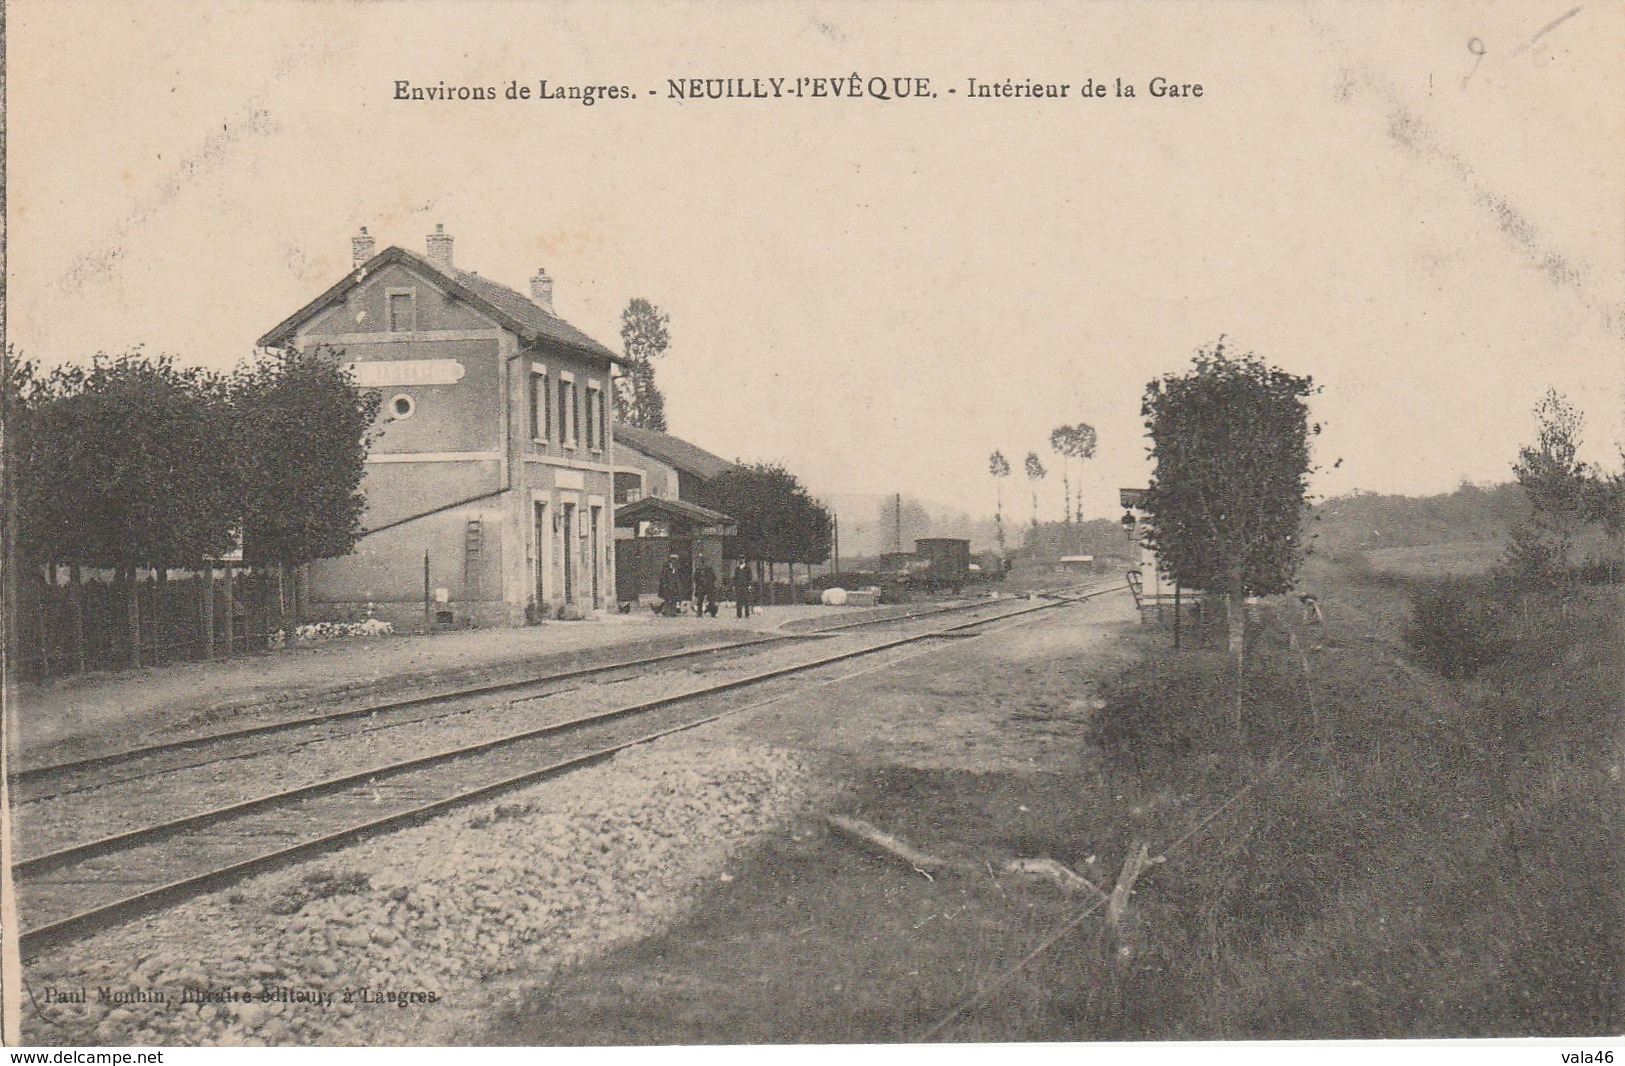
1140 338 1317 660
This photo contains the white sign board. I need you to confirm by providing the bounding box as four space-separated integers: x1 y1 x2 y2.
345 359 466 387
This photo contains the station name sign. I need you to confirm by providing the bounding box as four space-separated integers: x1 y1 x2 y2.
345 359 466 387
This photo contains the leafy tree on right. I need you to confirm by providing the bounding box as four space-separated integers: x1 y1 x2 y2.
1506 388 1593 584
1140 338 1318 660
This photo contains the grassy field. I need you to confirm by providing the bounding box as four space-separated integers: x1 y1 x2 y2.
1097 577 1621 1037
1359 540 1507 577
486 560 1621 1042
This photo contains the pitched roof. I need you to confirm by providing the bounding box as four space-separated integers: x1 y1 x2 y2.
614 495 737 531
257 246 628 365
613 423 739 481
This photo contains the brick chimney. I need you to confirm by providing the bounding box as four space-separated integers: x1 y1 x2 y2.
425 223 454 270
351 226 375 267
530 268 554 314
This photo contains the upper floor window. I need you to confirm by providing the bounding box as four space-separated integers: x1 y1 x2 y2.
614 471 644 504
387 290 416 332
559 373 579 448
585 379 609 451
530 367 551 442
570 379 581 446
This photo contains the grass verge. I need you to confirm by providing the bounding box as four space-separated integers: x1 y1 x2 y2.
484 571 1620 1042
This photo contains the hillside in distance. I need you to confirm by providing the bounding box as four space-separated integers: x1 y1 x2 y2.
1310 482 1526 555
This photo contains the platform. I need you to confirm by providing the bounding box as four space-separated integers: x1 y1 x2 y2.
8 602 919 769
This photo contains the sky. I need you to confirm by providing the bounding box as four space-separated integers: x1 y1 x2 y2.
7 1 1621 523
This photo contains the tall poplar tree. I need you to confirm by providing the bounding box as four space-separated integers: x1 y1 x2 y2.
989 450 1011 554
1050 422 1098 524
1507 388 1593 582
615 298 670 431
1024 451 1047 528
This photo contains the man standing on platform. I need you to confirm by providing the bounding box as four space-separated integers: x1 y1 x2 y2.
694 559 718 618
733 560 754 618
658 554 683 616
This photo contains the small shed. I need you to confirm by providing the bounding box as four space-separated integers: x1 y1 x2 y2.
613 496 736 604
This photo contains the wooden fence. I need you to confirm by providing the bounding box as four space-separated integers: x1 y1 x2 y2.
14 568 286 682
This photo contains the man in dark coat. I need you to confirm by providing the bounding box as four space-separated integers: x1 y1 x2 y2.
657 554 682 616
694 560 718 618
733 560 754 618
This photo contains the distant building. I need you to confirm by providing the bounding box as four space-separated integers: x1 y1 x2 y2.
258 225 628 627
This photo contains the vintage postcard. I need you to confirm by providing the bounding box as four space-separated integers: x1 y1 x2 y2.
2 0 1619 1052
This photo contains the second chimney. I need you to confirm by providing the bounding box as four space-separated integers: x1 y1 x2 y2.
426 223 454 270
530 268 554 314
351 226 375 267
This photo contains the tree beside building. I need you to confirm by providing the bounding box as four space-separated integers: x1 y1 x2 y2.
16 352 239 665
615 298 670 431
696 462 832 580
233 346 382 620
878 495 933 554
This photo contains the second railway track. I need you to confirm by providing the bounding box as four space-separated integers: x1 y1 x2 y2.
18 586 1098 801
18 583 1122 955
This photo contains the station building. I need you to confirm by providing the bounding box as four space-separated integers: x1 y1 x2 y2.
258 226 628 628
610 424 739 604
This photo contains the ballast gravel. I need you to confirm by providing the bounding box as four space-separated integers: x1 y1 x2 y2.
21 736 809 1046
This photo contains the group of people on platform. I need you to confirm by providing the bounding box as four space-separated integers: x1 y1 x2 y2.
656 556 756 619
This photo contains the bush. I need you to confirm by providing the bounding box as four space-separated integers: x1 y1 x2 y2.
1094 662 1214 775
1574 557 1622 586
1094 650 1311 780
268 618 394 648
1403 578 1507 678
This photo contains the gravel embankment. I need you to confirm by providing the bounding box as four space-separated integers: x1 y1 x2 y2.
22 735 810 1046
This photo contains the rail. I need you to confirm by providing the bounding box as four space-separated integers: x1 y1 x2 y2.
18 585 1125 953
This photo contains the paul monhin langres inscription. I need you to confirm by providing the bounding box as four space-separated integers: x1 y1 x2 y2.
40 985 436 1009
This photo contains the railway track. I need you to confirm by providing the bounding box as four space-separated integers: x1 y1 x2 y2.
18 583 1123 954
17 585 1093 800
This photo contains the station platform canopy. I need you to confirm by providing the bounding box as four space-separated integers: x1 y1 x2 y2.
614 495 737 538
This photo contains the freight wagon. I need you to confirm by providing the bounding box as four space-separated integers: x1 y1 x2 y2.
909 538 972 593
